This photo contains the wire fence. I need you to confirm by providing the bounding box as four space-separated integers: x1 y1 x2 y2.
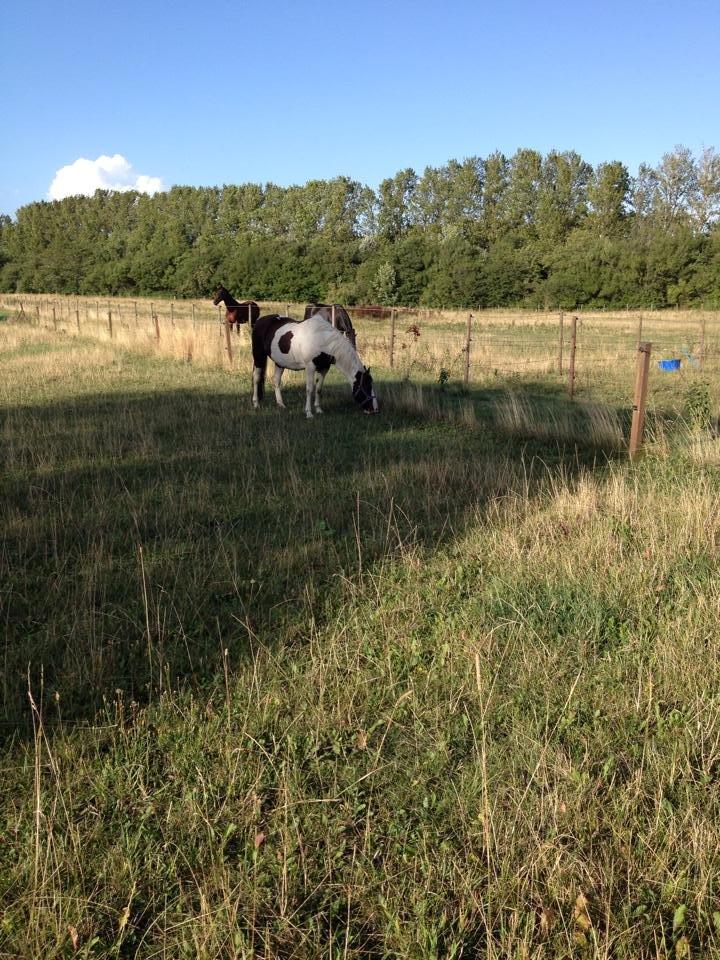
2 294 719 447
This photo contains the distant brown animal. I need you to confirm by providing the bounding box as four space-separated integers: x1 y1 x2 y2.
212 285 260 334
303 303 357 348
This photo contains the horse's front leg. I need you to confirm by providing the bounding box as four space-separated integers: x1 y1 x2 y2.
314 371 327 414
273 365 285 408
305 366 315 418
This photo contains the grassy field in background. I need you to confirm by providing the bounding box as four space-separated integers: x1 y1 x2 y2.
1 319 720 958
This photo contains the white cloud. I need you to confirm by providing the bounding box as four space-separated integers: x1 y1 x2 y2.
48 154 165 201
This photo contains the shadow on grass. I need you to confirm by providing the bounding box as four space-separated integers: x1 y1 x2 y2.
1 376 629 734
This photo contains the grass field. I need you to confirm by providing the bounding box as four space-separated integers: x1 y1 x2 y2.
1 314 720 958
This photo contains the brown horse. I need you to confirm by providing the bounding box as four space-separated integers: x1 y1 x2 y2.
303 303 357 348
212 285 260 333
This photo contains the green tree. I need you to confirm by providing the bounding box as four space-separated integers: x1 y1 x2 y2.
372 261 398 305
480 151 510 244
535 151 591 246
377 168 417 240
587 161 631 237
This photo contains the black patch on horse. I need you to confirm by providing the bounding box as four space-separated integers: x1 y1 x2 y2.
312 352 335 374
278 330 294 353
252 315 299 368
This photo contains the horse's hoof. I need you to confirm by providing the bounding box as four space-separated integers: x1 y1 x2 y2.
306 412 313 419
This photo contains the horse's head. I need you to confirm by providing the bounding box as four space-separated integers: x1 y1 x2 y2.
212 285 227 306
352 368 379 414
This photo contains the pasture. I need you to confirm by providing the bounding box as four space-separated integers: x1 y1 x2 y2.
1 306 720 958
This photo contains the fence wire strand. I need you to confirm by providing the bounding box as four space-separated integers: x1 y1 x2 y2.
2 296 719 418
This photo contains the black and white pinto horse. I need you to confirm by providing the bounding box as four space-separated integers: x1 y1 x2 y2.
303 303 357 347
212 285 260 333
252 314 378 418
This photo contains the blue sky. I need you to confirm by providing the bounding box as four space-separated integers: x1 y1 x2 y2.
1 0 718 216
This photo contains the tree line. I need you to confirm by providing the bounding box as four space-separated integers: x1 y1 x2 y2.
1 145 719 309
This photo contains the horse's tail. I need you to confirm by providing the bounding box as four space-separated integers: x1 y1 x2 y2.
252 330 267 402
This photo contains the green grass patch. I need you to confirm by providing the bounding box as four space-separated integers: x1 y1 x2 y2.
2 325 720 958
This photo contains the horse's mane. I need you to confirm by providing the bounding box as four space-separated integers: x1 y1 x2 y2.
319 320 364 373
306 303 356 339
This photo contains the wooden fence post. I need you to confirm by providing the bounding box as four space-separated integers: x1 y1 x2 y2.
134 300 138 327
629 342 652 460
567 315 577 398
107 306 113 338
151 303 160 344
558 311 564 375
75 302 80 332
389 307 397 370
464 313 473 387
191 302 196 329
36 304 40 326
699 312 706 370
171 302 175 327
52 304 57 331
225 318 234 365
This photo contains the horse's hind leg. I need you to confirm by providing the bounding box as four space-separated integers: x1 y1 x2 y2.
273 365 285 408
305 367 315 418
252 365 265 408
251 330 267 409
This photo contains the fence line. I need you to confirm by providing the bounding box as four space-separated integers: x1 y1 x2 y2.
2 293 719 459
3 295 718 369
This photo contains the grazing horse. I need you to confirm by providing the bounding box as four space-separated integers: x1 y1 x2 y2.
252 314 378 418
304 303 357 347
212 285 260 333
